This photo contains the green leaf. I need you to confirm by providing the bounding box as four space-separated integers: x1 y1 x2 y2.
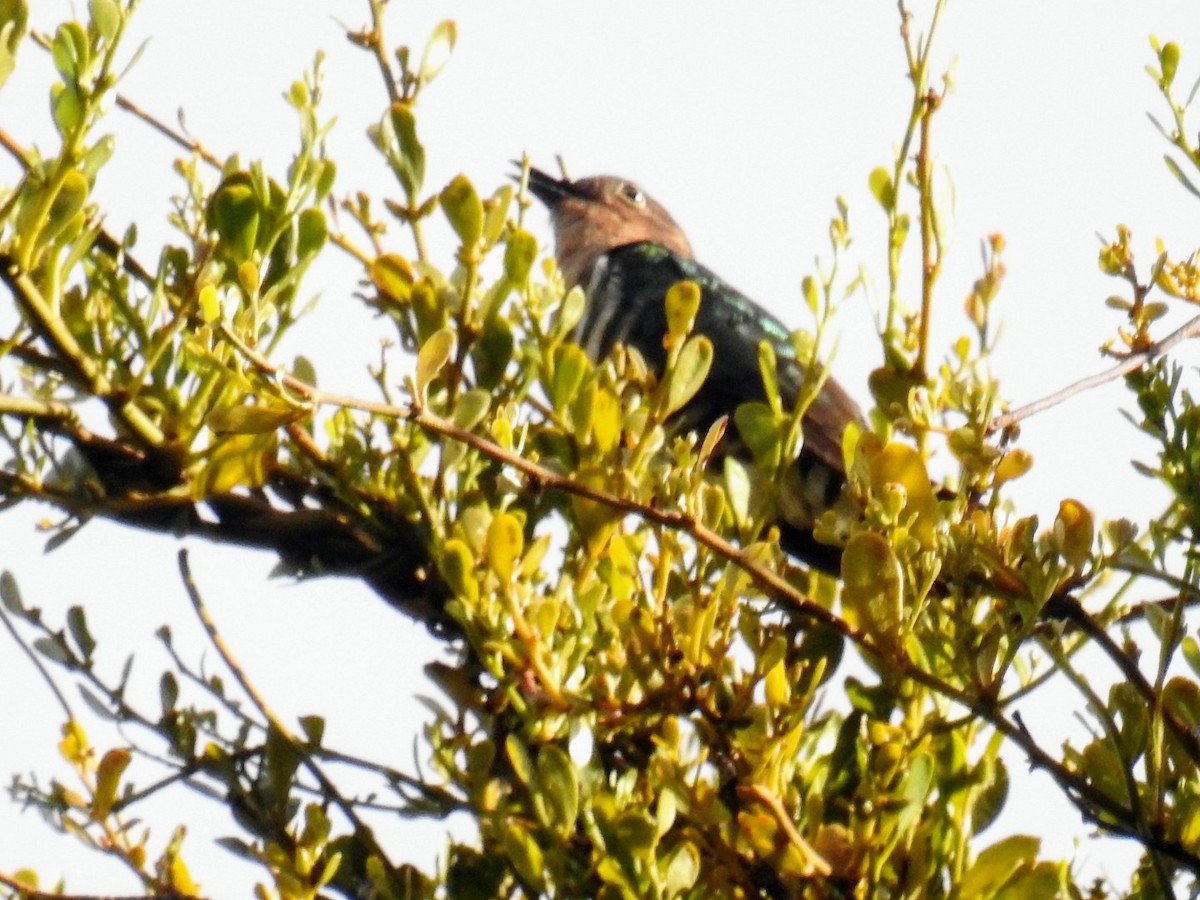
1054 499 1093 568
34 635 72 666
194 432 277 497
1163 154 1200 201
505 733 534 786
50 20 88 83
1183 636 1200 679
205 403 304 435
0 0 27 52
551 344 591 413
801 274 819 316
665 335 712 416
503 228 537 285
370 253 415 304
868 442 937 549
209 175 261 263
971 755 1008 835
958 834 1040 897
296 207 327 260
487 513 523 582
440 539 479 605
723 456 751 526
451 388 492 431
484 184 514 246
159 672 178 713
299 716 325 747
868 166 895 209
42 169 89 243
470 314 513 389
664 279 701 343
92 747 131 819
1164 677 1200 731
387 102 425 197
0 0 29 90
440 174 484 247
995 862 1066 900
663 843 700 893
80 135 115 180
501 819 545 891
414 326 456 401
535 745 578 836
733 401 781 468
756 339 781 416
841 532 903 642
89 0 121 45
1160 40 1181 88
0 570 25 614
66 605 95 660
418 19 457 86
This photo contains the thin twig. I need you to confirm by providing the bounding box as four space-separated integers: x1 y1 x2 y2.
114 95 222 168
0 600 74 722
175 550 395 871
989 312 1200 433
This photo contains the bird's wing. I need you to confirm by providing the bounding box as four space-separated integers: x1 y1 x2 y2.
584 243 861 474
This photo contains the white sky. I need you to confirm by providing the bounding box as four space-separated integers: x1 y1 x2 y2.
3 1 1200 894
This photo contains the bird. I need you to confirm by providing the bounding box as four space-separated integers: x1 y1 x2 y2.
527 167 864 574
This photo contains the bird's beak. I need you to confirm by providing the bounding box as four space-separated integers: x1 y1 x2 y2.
526 166 587 209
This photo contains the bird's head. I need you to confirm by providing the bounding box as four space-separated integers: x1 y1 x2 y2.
527 168 693 289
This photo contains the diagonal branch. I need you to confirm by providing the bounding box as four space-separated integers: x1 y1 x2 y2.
989 311 1200 433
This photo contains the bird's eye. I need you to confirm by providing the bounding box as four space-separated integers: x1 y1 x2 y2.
618 182 646 205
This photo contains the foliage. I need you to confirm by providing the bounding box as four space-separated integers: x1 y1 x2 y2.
2 1 1200 898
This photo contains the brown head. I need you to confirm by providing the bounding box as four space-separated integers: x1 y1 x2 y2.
527 169 693 289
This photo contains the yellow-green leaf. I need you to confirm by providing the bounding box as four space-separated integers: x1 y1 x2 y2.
591 386 621 454
58 718 88 765
757 339 781 416
664 279 701 343
296 206 327 259
868 166 895 209
440 174 483 248
501 818 545 891
415 327 456 401
418 19 457 85
193 432 277 497
536 745 579 836
841 532 903 642
440 539 479 605
487 512 523 582
209 176 260 263
958 834 1040 898
1160 41 1181 88
1055 499 1094 569
505 733 534 786
205 403 303 435
734 401 781 468
92 747 131 819
387 102 424 197
451 388 492 431
570 466 621 553
197 284 221 323
665 335 712 416
504 228 538 285
89 0 121 45
993 448 1033 487
371 254 414 305
869 442 936 548
551 344 591 413
44 169 89 243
